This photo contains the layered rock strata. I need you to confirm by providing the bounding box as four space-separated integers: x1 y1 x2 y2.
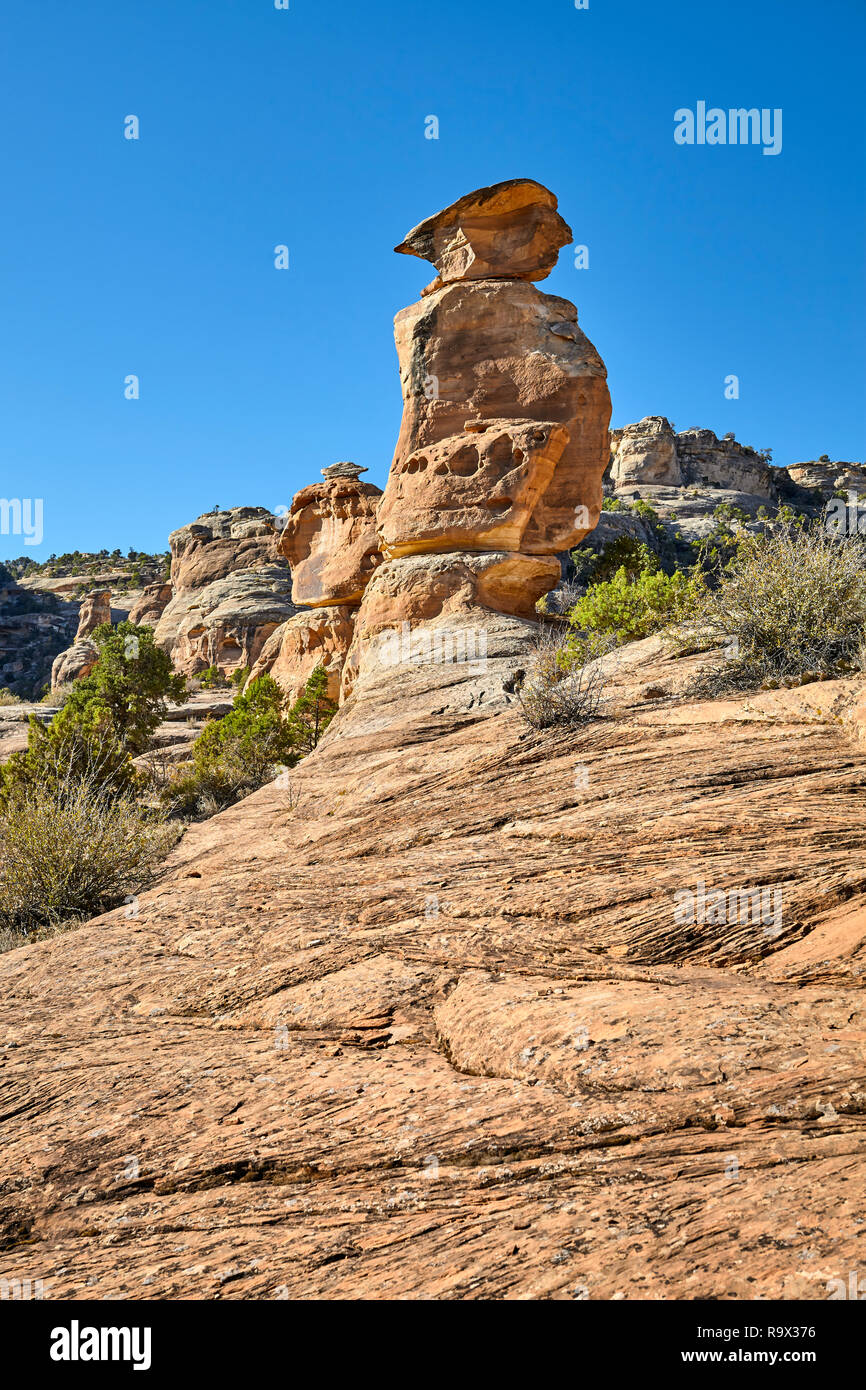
153 509 295 678
347 179 610 700
609 418 775 498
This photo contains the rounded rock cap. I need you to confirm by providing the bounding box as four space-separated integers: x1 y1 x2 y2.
394 178 573 287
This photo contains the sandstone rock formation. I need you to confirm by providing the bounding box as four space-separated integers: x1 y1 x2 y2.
156 567 296 677
276 464 381 607
610 419 775 497
247 605 356 704
609 416 682 487
47 590 112 691
346 180 610 700
4 633 866 1299
168 508 277 594
50 640 100 690
248 465 383 701
786 458 866 499
153 509 295 678
127 581 172 628
394 177 572 290
73 589 111 640
377 419 570 558
389 275 610 556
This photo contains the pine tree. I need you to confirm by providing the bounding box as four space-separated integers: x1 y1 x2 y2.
285 665 337 755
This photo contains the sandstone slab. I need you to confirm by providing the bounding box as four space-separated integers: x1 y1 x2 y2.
3 638 866 1299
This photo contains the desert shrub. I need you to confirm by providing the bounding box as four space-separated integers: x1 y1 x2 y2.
689 524 866 692
516 626 612 729
568 565 703 647
0 771 176 941
0 688 22 706
40 683 76 707
198 664 230 690
164 673 298 817
571 535 660 590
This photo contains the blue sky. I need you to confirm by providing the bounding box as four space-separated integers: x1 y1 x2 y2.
1 0 863 561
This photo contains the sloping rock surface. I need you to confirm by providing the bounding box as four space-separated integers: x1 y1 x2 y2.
2 639 866 1299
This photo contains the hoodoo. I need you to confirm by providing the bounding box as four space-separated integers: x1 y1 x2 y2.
346 178 611 698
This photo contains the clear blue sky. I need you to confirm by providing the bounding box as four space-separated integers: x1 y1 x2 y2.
1 0 863 561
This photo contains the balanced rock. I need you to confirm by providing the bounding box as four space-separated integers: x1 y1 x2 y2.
344 180 610 703
395 177 572 290
389 275 610 554
276 469 382 608
377 419 569 558
75 589 111 641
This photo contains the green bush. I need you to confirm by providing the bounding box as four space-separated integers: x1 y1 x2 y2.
0 771 177 942
165 674 298 817
1 621 187 805
569 565 703 647
164 667 337 819
691 524 866 691
198 664 231 690
570 535 659 589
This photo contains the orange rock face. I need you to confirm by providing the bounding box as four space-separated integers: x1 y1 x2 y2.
394 177 573 290
74 590 111 641
247 606 356 704
347 180 610 700
377 419 569 558
389 277 610 554
277 475 382 607
169 509 278 595
341 552 560 700
127 582 172 628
